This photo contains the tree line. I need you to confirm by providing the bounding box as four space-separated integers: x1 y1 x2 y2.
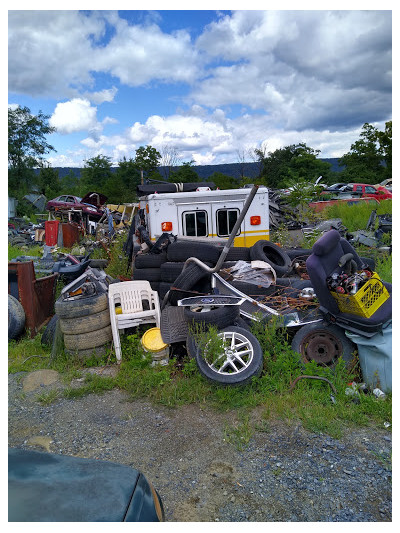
8 105 392 214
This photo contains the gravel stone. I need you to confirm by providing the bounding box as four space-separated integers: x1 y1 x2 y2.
8 370 392 522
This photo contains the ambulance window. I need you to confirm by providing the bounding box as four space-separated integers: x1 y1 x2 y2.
183 211 208 237
217 209 240 237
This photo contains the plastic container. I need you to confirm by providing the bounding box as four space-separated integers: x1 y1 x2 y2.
45 220 59 246
141 327 169 366
346 324 392 392
330 272 389 318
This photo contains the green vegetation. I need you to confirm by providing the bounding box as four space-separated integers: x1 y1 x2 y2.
338 121 392 184
8 310 392 443
323 199 392 232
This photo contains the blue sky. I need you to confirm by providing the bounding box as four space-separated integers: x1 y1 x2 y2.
8 6 392 168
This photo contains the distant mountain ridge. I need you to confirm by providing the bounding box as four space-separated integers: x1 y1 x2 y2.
51 158 343 180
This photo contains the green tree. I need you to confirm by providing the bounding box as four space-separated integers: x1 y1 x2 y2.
208 171 238 190
60 170 81 196
257 143 332 189
134 145 161 182
168 161 199 183
114 157 141 200
8 106 56 197
339 121 392 183
80 155 113 193
37 166 61 198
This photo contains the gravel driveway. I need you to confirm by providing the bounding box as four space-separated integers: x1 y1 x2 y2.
8 369 392 522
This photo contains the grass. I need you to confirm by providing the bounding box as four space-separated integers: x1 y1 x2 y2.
8 318 392 444
8 218 392 446
8 243 43 261
323 199 392 232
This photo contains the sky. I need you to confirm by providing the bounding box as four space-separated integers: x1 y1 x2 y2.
7 4 393 168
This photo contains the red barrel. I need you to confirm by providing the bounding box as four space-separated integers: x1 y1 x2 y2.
44 221 59 246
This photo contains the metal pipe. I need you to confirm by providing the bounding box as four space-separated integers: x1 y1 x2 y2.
183 184 259 274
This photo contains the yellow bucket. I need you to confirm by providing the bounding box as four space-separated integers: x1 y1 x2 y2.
141 328 169 365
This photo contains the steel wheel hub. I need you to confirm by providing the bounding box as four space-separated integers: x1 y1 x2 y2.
300 330 342 365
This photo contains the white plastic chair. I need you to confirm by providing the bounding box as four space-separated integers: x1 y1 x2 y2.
108 280 161 362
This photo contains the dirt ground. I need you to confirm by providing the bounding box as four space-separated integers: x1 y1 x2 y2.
8 368 392 522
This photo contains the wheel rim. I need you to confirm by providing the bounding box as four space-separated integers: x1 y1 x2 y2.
204 331 254 375
300 329 343 365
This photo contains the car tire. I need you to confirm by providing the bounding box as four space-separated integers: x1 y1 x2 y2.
41 314 59 347
160 262 185 282
285 248 312 260
63 325 113 351
167 241 220 264
191 326 264 386
291 322 357 368
250 240 292 277
55 292 109 319
65 344 109 359
229 280 277 296
132 268 162 282
59 308 111 335
224 247 251 261
183 304 240 329
134 252 167 269
168 263 211 306
8 294 26 340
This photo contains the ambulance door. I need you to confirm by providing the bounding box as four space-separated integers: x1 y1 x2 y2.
211 200 245 246
177 204 212 239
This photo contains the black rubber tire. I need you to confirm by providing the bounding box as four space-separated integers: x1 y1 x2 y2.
229 280 277 297
63 325 113 351
250 240 292 276
185 334 197 359
291 322 357 368
150 281 160 293
192 326 264 386
41 314 59 346
8 294 26 340
160 262 185 282
159 282 171 301
233 316 252 331
225 247 251 261
59 308 111 335
285 248 312 260
168 263 211 306
134 252 167 269
167 241 220 264
55 292 109 319
65 344 110 359
132 267 162 282
183 304 240 329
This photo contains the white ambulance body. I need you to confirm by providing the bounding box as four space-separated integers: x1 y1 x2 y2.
138 186 269 247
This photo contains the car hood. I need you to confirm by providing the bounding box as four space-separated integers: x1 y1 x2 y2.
80 192 108 207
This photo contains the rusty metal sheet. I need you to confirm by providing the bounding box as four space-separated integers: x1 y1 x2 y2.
8 261 58 337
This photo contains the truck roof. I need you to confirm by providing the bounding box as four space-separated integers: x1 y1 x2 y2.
139 186 269 202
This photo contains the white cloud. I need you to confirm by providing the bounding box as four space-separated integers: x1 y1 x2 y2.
8 11 105 98
50 99 98 134
85 87 118 105
8 11 201 98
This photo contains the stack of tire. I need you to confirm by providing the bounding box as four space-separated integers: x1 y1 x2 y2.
8 294 26 340
55 292 112 358
132 251 168 296
132 239 303 303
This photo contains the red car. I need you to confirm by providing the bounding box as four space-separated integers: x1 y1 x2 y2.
341 183 392 201
45 192 107 218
